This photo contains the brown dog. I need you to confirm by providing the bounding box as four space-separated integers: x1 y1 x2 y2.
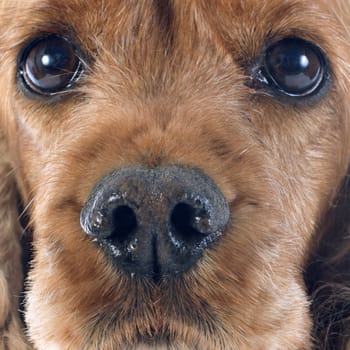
1 0 350 349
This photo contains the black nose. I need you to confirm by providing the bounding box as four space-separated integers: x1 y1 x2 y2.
80 165 230 278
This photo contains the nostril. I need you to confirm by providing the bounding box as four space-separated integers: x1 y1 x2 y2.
111 205 138 243
170 202 207 245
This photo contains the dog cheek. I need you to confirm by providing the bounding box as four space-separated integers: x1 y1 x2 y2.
24 247 98 349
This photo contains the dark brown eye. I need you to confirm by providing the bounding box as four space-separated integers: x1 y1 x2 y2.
19 35 83 96
262 37 327 97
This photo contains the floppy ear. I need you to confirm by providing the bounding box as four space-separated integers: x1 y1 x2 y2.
305 167 350 350
0 130 30 350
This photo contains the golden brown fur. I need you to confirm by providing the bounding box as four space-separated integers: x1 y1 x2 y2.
1 0 350 349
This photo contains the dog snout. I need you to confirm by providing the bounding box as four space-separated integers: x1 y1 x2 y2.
80 165 230 278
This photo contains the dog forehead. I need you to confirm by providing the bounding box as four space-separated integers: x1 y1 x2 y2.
10 0 333 40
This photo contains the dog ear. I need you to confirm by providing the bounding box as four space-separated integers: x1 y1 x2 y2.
0 130 30 349
305 167 350 350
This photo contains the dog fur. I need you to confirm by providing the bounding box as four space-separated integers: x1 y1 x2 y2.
1 0 350 349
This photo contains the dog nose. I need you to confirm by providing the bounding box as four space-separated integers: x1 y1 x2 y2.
80 165 230 278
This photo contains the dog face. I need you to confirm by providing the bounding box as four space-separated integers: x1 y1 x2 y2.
1 0 350 349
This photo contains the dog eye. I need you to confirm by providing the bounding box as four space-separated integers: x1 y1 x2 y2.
260 37 326 97
19 35 83 96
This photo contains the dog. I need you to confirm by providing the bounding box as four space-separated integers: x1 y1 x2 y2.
1 0 350 349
